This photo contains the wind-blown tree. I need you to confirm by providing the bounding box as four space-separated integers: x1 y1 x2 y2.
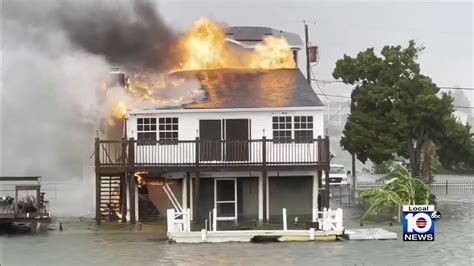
333 40 469 177
360 162 431 220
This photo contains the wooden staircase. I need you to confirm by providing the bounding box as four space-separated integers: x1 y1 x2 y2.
100 176 122 221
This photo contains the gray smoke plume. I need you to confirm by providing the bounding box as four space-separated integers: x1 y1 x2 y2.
0 0 177 217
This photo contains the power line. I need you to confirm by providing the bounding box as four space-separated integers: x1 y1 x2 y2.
310 68 338 103
324 102 351 123
315 79 474 91
440 87 474 91
454 106 474 109
315 93 351 99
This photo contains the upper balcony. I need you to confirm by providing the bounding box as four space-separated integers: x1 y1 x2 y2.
95 137 330 173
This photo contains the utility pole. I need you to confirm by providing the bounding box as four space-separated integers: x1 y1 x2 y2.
352 152 357 196
304 22 311 85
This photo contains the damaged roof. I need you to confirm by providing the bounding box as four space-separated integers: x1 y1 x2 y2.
174 68 323 109
226 26 303 48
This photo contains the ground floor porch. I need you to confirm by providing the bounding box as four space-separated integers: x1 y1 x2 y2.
97 170 329 225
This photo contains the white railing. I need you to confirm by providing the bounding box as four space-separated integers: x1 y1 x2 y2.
167 208 191 234
313 207 343 231
208 208 217 232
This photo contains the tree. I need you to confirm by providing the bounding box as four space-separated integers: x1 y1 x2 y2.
333 40 467 176
436 117 474 171
360 162 431 220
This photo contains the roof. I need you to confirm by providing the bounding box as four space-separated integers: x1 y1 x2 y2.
0 176 40 182
171 69 323 109
225 26 303 48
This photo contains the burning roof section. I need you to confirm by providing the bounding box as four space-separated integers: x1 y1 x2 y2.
226 27 303 49
170 68 323 109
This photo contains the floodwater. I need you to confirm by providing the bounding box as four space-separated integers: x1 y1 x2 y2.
1 199 473 266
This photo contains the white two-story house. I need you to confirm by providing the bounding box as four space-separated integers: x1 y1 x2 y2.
94 27 331 226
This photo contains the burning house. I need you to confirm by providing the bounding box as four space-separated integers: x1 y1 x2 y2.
95 18 330 225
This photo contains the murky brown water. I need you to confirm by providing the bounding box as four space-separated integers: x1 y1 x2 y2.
1 200 473 265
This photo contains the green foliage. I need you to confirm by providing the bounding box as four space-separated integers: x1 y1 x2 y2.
436 117 474 171
333 41 471 176
360 162 431 220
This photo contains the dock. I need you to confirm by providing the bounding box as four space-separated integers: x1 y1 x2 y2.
343 228 397 240
169 229 343 243
0 176 51 233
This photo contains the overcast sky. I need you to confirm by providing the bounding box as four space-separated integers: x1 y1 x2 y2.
156 0 473 105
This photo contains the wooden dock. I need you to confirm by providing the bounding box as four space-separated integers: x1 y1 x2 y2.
343 228 397 240
169 229 343 243
0 176 52 227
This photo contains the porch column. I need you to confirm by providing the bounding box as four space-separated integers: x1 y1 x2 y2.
317 170 323 211
182 174 188 211
129 173 136 223
189 174 194 221
193 172 200 221
94 137 101 225
258 173 263 221
264 171 269 221
135 180 139 222
312 172 319 221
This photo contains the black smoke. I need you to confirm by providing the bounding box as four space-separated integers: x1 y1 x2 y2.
59 0 176 71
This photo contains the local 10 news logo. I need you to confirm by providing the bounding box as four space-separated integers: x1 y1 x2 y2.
403 205 442 241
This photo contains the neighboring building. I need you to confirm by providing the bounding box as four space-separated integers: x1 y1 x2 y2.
94 28 331 225
225 26 303 65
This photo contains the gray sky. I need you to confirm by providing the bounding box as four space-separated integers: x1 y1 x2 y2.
156 0 473 105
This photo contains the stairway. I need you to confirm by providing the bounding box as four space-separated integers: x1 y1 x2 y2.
100 176 122 221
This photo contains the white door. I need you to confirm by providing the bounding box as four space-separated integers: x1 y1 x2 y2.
214 178 237 221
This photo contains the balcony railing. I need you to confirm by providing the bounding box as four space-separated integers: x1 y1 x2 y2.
95 137 330 171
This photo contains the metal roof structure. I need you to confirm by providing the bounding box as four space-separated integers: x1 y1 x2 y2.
225 26 303 49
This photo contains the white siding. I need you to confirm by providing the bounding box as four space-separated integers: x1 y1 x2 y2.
126 108 325 165
127 109 324 141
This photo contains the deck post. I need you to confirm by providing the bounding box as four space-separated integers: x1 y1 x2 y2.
193 172 200 221
195 137 200 167
324 136 331 208
262 170 268 222
94 137 101 225
312 171 319 222
182 175 187 211
261 137 268 222
121 173 127 222
127 137 136 223
309 228 315 241
317 135 324 211
258 174 263 221
129 172 136 223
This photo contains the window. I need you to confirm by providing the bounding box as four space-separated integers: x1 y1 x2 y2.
137 118 156 145
159 117 178 144
294 116 313 142
272 116 292 142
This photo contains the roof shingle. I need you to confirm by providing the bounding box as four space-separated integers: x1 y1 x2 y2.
174 69 323 109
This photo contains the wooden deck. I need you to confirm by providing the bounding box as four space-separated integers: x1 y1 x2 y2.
169 229 343 243
95 136 330 173
0 205 50 223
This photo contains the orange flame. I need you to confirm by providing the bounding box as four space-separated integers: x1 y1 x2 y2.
173 17 296 72
250 36 296 69
105 17 296 120
134 171 147 188
111 101 127 119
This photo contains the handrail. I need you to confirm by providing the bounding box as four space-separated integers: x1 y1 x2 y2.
95 137 329 169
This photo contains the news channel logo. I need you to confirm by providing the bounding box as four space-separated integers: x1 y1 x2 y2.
403 205 442 241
